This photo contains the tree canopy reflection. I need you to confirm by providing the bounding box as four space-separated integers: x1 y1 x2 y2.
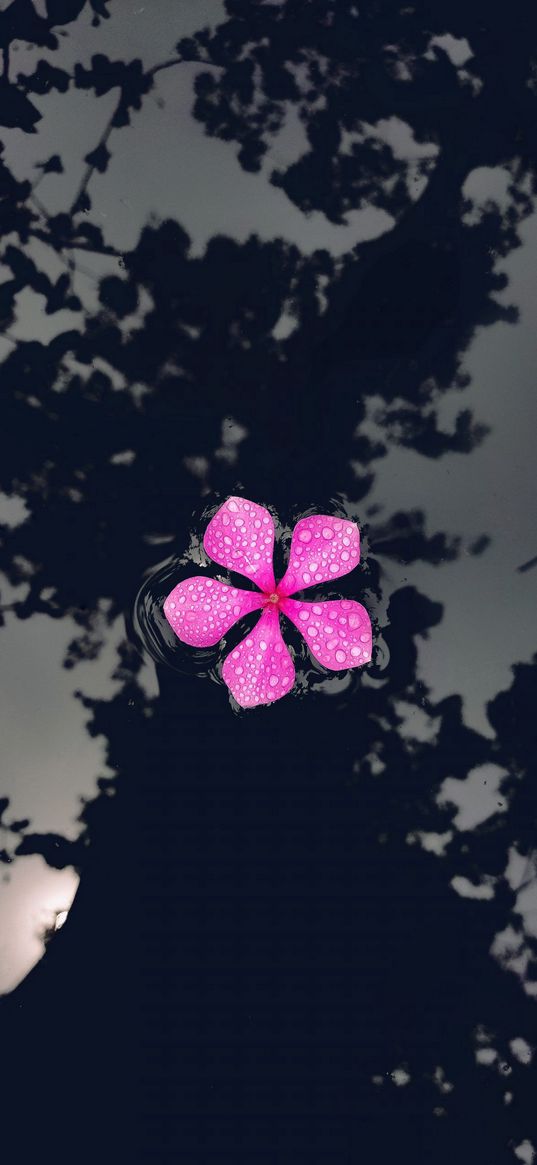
0 1 536 1161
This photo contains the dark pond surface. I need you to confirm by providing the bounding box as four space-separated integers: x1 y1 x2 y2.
0 1 536 1161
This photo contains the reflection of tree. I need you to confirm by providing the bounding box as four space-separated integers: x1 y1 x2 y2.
184 0 537 225
0 1 536 1160
5 584 536 1161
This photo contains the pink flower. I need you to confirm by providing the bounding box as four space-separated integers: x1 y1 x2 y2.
164 496 372 708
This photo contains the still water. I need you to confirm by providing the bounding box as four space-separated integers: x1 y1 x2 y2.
0 2 536 1162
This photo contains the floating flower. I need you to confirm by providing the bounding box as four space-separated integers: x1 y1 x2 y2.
164 497 372 708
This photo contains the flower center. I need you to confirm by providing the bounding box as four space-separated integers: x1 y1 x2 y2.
267 591 280 604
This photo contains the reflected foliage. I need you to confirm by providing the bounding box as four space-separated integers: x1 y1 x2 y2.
0 0 536 1161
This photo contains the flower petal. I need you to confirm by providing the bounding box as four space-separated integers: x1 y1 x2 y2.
222 607 295 707
204 496 276 591
164 576 264 647
280 597 372 671
278 514 361 596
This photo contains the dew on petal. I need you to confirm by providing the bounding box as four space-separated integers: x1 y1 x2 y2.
222 609 295 707
280 596 371 674
164 577 263 648
204 497 276 590
279 514 361 594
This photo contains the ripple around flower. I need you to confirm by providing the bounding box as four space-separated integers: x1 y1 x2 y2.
162 498 371 707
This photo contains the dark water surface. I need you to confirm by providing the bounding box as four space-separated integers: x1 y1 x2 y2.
1 2 536 1161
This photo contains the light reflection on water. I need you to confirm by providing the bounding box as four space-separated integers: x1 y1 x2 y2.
0 856 78 995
